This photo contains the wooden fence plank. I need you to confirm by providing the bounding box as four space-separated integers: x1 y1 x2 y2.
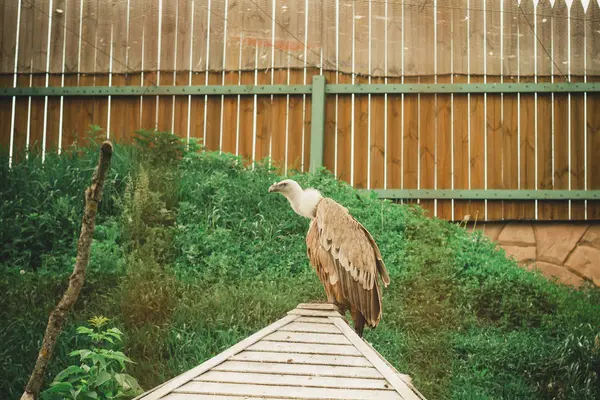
0 1 19 73
220 0 242 154
13 74 31 159
204 0 225 151
109 0 140 144
385 2 402 190
553 1 570 219
537 0 555 220
254 28 272 163
571 2 586 219
485 0 503 221
0 1 17 153
45 0 65 151
368 1 385 189
435 0 453 220
352 1 369 189
518 0 536 220
501 0 521 219
452 0 469 220
156 0 177 132
0 75 13 153
469 1 486 221
336 2 353 183
587 0 600 218
140 0 158 131
187 0 208 144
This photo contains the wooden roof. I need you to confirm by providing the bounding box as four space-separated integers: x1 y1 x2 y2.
134 303 426 400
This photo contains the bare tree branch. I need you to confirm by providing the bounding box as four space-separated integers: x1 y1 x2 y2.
21 141 114 400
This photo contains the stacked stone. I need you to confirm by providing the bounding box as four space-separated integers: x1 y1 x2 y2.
473 223 600 287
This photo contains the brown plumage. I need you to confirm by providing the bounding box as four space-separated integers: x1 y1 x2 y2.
268 179 390 337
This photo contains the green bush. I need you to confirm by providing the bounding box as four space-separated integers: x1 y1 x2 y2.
42 316 143 400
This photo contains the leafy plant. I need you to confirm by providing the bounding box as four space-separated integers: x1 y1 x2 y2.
42 316 143 400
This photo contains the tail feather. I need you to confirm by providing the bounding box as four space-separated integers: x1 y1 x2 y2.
351 306 366 337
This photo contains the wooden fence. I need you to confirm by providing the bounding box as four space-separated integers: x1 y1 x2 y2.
1 0 600 221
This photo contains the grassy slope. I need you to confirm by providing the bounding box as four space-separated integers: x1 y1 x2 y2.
1 141 599 399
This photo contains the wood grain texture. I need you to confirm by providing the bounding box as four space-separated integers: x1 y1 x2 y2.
195 371 392 390
587 2 600 219
571 3 586 219
229 350 372 367
212 360 382 379
263 331 350 345
247 340 361 356
518 1 536 220
536 1 554 220
553 1 570 220
469 1 486 221
175 381 403 400
0 76 13 153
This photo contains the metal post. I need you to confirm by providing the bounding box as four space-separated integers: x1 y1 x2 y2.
310 75 326 173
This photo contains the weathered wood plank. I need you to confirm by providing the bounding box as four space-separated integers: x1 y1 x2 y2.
213 360 382 379
164 394 270 400
175 381 403 400
279 321 342 334
140 314 299 400
287 309 341 318
331 317 422 400
248 340 361 356
263 331 350 345
195 370 393 390
229 351 372 368
294 316 338 324
296 303 339 311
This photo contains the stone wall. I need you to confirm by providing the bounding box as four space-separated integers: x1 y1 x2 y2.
471 222 600 287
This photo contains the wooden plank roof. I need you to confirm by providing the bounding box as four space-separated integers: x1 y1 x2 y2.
134 303 426 400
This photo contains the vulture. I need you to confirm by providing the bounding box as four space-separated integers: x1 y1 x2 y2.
268 179 390 337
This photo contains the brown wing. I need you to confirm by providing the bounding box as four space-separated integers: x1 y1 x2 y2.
306 198 389 327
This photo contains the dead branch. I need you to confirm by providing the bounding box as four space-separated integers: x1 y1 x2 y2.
21 141 113 400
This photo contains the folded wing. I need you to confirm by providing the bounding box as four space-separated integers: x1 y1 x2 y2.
306 198 389 327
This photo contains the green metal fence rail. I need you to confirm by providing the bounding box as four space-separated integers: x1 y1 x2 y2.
3 77 600 201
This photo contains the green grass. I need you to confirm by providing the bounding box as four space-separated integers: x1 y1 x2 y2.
1 134 599 399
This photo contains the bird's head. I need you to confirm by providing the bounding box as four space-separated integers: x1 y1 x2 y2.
268 179 301 195
269 179 322 219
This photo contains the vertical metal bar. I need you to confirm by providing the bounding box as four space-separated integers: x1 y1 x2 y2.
310 75 327 173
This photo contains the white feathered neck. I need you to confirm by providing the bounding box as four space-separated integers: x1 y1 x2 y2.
283 182 323 219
